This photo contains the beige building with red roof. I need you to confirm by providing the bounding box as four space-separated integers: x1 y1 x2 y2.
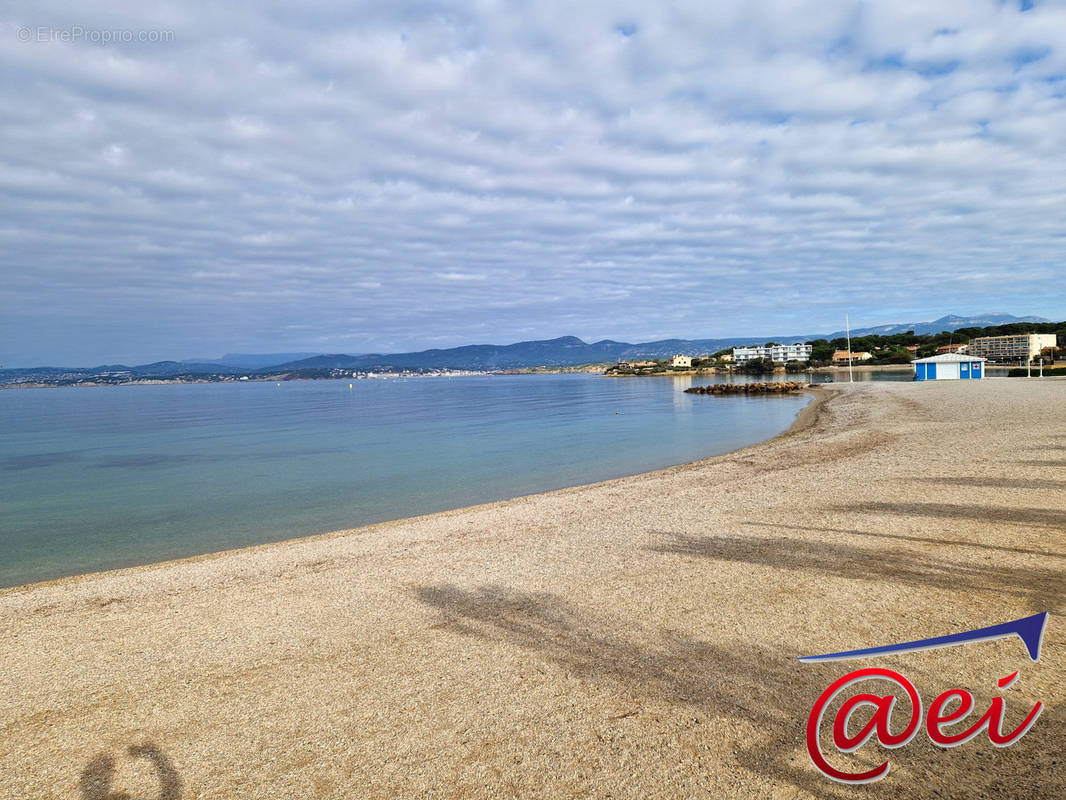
832 350 872 364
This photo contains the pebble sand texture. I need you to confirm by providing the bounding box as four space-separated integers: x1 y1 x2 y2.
2 380 1064 799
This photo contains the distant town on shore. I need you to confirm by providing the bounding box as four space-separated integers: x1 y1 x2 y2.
2 314 1063 388
607 330 1060 377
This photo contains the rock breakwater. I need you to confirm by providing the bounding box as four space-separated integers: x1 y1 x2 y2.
683 381 807 395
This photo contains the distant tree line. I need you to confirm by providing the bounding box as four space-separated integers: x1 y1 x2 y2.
801 322 1064 366
603 321 1065 376
726 321 1064 370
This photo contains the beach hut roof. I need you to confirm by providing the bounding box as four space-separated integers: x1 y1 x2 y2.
912 353 986 364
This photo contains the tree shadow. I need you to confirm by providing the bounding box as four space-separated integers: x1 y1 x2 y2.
743 521 1066 560
647 532 1064 615
413 582 1065 797
642 531 1065 794
919 476 1066 491
80 743 181 800
834 501 1066 531
414 583 842 797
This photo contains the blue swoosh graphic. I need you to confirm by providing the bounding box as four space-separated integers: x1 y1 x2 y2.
799 611 1048 663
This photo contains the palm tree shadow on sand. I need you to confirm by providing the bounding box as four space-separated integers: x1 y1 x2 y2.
414 569 1066 799
412 582 1065 798
652 527 1065 616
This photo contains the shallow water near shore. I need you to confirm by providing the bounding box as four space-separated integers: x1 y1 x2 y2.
0 373 859 588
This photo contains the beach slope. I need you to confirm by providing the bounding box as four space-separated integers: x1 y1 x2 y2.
2 380 1064 798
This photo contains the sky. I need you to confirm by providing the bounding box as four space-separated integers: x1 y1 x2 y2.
2 0 1065 366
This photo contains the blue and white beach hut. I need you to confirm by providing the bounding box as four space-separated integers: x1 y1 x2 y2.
912 353 986 381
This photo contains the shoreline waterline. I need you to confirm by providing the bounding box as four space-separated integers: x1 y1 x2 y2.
0 388 826 596
0 374 819 590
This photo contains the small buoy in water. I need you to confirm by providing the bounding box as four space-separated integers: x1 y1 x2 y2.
349 383 353 389
276 383 280 387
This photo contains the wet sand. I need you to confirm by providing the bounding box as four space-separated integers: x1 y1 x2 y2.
1 379 1064 798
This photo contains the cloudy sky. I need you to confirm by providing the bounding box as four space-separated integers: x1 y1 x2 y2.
2 1 1064 366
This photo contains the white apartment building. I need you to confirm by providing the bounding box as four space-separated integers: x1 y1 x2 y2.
732 343 813 363
968 333 1057 363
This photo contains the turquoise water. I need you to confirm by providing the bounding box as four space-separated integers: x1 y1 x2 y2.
0 374 819 588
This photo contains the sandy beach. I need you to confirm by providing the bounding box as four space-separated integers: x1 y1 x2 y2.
2 379 1064 799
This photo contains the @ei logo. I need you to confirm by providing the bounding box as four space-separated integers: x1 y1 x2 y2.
799 611 1048 785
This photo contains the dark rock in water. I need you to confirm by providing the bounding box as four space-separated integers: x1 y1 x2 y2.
683 382 807 395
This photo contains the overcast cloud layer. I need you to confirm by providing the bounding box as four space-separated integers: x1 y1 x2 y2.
2 0 1065 365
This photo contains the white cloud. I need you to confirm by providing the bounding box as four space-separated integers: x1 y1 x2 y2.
1 0 1064 364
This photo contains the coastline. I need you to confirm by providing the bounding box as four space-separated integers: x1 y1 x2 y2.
0 361 930 388
0 370 494 391
0 389 824 597
2 381 1064 798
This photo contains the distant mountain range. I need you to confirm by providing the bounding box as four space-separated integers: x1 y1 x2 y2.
267 336 745 371
828 313 1049 338
1 313 1052 381
257 313 1051 371
188 352 324 370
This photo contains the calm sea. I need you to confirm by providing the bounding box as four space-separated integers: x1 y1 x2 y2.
0 372 902 588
